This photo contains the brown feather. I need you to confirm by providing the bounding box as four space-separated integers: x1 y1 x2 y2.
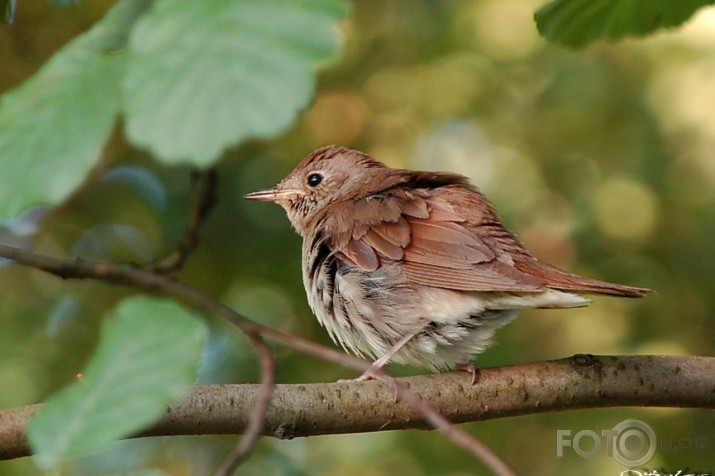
327 187 554 292
362 229 404 260
400 195 430 218
327 181 652 297
403 260 543 292
406 235 492 267
341 238 379 271
370 218 411 248
515 260 652 297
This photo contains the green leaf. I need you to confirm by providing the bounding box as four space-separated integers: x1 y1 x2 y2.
535 0 715 48
28 297 207 470
123 0 349 165
0 0 152 220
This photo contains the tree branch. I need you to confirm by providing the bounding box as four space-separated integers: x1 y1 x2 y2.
2 355 712 461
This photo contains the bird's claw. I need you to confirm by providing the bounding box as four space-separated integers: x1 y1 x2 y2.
455 362 479 385
338 366 401 402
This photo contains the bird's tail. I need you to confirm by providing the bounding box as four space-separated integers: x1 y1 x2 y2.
517 261 653 298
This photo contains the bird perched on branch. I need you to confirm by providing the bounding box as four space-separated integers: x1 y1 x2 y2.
245 145 651 381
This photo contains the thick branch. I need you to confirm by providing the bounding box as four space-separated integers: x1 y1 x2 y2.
2 354 712 461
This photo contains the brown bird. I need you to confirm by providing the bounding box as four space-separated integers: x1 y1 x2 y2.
245 146 651 380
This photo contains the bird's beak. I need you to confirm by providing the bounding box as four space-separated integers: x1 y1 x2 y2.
244 188 304 202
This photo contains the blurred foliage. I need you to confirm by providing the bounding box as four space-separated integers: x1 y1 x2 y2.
122 0 348 163
1 0 715 475
29 297 207 470
0 0 142 218
0 0 347 218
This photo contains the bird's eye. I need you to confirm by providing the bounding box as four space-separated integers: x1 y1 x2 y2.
307 173 323 187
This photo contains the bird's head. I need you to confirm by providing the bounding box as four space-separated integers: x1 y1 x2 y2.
245 145 389 235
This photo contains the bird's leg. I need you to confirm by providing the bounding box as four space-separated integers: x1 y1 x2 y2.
340 329 422 403
455 362 479 385
351 328 423 382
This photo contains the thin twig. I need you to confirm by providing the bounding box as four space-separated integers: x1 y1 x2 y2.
213 332 275 476
386 372 515 476
0 244 513 473
149 168 218 274
147 168 278 473
0 244 367 370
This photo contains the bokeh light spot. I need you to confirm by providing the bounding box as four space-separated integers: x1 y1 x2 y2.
412 120 494 188
456 0 542 60
223 285 296 330
593 177 658 242
304 91 367 146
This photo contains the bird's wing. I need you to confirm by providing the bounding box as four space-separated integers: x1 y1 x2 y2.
327 188 546 292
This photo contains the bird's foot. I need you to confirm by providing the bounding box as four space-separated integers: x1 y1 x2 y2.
338 368 378 383
455 362 479 385
338 366 400 402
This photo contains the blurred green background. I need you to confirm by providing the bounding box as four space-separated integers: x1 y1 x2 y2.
1 0 714 474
